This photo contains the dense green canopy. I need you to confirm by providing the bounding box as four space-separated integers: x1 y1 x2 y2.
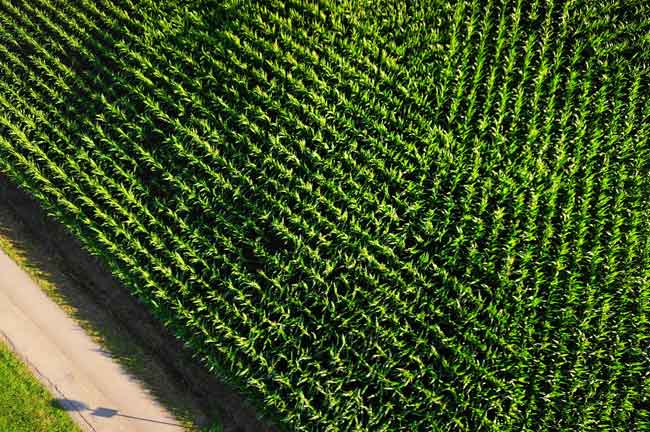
0 0 648 430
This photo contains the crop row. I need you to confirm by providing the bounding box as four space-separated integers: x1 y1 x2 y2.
0 0 648 430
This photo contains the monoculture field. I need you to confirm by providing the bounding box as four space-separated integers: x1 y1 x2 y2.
0 0 649 430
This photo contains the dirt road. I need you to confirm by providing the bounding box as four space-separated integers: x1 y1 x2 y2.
0 248 185 432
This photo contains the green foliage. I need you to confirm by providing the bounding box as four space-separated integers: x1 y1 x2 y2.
0 0 649 430
0 341 81 431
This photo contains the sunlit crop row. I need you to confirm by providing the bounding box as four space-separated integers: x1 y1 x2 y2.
0 0 648 430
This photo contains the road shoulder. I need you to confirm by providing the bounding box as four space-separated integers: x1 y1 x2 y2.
0 175 276 432
0 248 185 432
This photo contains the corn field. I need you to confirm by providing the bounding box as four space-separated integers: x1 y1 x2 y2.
0 0 649 430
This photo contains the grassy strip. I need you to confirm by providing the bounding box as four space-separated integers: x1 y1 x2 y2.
0 339 80 432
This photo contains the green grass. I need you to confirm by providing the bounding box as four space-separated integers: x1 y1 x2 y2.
0 341 79 431
0 0 649 430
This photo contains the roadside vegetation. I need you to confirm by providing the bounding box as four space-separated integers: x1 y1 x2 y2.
0 189 222 431
0 0 648 431
0 340 80 432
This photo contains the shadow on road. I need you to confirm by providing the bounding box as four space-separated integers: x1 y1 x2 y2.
51 398 185 427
